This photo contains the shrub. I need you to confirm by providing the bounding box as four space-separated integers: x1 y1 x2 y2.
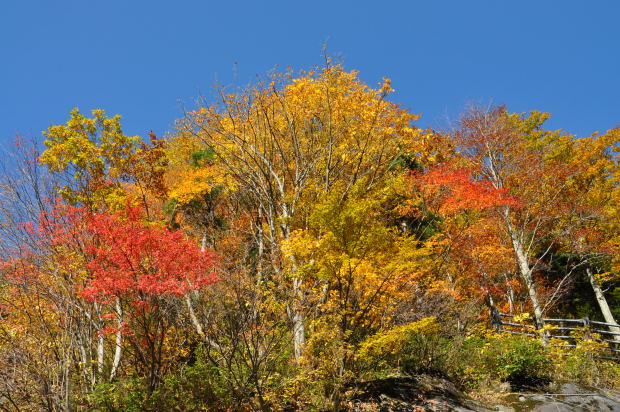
550 328 620 389
356 317 468 379
357 317 439 363
86 345 283 411
481 334 551 388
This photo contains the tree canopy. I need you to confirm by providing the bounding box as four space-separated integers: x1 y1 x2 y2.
0 64 618 410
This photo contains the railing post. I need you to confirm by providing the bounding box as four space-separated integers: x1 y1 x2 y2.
490 306 502 332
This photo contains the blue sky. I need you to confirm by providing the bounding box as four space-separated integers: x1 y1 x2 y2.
1 1 618 145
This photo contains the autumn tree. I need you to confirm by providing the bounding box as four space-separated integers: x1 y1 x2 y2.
179 64 422 362
80 206 218 394
451 106 619 332
404 163 521 314
39 108 168 213
0 113 218 408
559 126 620 335
0 145 106 409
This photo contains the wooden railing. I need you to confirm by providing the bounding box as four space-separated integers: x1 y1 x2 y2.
490 307 620 359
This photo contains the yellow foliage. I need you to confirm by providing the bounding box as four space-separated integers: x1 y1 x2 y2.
168 166 236 204
513 313 531 323
357 317 439 362
39 108 168 209
282 181 434 332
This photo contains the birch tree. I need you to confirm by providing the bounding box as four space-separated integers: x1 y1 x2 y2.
182 65 421 360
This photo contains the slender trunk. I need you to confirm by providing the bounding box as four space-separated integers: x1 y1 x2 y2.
586 268 620 341
189 228 209 336
281 205 306 362
503 208 545 334
96 334 104 377
96 301 104 377
505 274 515 314
94 303 105 380
291 277 305 362
76 334 92 388
201 229 208 253
256 208 264 285
520 266 545 332
186 294 204 336
514 244 544 329
110 298 123 381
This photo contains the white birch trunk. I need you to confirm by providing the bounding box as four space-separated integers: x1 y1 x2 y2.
96 334 104 377
503 209 545 331
95 303 105 378
291 277 306 362
281 204 306 362
186 294 204 336
109 298 123 381
586 268 620 341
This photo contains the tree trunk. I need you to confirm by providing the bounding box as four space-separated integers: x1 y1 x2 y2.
201 229 208 253
503 209 545 335
186 294 204 336
95 303 105 378
586 268 620 341
281 205 306 362
291 277 306 362
505 274 515 314
109 298 123 381
96 334 105 377
256 208 264 285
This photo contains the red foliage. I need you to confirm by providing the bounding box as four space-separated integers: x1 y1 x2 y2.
2 201 218 303
413 163 521 214
80 206 218 301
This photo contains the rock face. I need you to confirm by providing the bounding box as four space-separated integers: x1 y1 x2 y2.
347 375 491 411
346 377 620 412
502 382 620 412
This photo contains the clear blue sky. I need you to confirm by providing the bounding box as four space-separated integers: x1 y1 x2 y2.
1 1 619 144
